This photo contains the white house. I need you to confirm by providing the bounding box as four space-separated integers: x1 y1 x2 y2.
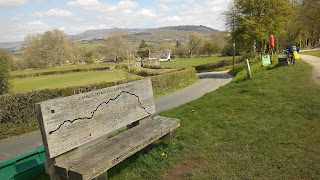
149 50 171 62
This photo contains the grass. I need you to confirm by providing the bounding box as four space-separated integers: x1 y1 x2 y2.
161 55 238 67
300 50 320 57
100 56 319 179
76 41 106 50
11 63 116 76
11 70 139 93
34 55 320 179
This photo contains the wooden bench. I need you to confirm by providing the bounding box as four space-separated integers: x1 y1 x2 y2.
36 78 180 180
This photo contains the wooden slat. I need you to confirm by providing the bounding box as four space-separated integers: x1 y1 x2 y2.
54 116 180 180
36 78 155 158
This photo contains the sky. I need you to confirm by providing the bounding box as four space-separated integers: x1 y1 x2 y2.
0 0 232 42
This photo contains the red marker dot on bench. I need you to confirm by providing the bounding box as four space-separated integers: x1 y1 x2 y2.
89 134 91 136
91 112 93 114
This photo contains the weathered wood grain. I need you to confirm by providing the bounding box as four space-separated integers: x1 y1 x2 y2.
36 78 155 158
55 116 180 180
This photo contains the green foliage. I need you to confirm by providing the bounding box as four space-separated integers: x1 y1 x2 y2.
203 41 217 57
0 68 198 139
151 68 198 97
224 0 292 52
195 57 243 72
22 29 75 68
11 63 115 78
0 49 12 95
160 55 239 67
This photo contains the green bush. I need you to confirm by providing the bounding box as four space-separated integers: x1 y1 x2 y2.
0 68 198 139
12 67 111 79
195 57 243 72
151 68 198 92
0 49 12 95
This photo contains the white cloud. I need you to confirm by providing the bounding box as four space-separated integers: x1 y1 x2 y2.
0 21 52 42
0 0 29 8
155 0 182 2
31 8 74 18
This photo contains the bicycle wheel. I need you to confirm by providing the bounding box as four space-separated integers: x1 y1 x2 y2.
292 55 295 67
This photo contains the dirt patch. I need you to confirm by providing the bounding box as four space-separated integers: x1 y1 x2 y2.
162 158 200 180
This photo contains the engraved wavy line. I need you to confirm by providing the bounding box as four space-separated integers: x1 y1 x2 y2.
48 91 151 135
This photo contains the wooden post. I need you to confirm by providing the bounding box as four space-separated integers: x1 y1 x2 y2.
233 42 235 70
244 58 252 78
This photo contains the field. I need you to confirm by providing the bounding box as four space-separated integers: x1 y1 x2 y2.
99 56 320 179
161 55 237 67
12 70 137 93
11 63 116 76
300 50 320 57
76 41 106 50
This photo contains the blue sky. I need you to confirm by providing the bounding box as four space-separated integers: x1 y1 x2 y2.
0 0 232 42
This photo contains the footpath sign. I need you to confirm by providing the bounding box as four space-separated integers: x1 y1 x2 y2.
262 53 271 66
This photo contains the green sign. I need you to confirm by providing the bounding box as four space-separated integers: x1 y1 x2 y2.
262 53 271 66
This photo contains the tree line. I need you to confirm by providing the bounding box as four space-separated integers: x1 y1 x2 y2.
223 0 320 54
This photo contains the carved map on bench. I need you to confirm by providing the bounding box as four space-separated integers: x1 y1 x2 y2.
37 78 155 158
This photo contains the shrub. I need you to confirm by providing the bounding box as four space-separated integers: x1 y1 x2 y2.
0 49 12 95
0 68 198 139
195 57 243 72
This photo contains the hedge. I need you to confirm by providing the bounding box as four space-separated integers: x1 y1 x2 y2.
12 67 113 79
195 57 243 72
0 68 197 139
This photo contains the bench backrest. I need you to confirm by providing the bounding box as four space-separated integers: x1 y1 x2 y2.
36 78 155 158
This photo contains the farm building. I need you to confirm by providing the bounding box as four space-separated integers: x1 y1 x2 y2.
149 50 171 62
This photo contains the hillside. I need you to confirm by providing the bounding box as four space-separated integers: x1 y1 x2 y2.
0 25 219 51
125 25 218 44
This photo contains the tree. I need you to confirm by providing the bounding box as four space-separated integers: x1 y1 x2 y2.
105 31 130 62
188 32 204 58
23 29 74 68
139 40 148 50
160 40 170 50
224 0 292 53
0 48 12 95
203 41 217 57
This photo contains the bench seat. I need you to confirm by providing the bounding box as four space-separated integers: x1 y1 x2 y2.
54 116 180 180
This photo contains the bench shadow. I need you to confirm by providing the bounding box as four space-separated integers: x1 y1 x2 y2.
197 73 232 79
107 141 170 179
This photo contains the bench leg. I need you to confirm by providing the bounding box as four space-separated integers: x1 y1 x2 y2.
161 129 176 142
93 172 108 180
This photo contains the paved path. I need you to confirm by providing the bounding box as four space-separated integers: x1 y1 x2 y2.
0 70 233 162
300 54 320 85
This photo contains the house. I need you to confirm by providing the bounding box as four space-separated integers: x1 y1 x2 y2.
149 50 171 62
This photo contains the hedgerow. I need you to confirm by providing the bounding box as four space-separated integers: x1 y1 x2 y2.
0 68 197 139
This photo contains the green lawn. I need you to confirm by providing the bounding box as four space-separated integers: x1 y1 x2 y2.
12 70 138 93
11 63 116 76
300 50 320 57
160 55 237 67
102 56 320 179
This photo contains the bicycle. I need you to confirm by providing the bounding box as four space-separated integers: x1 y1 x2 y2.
284 49 295 66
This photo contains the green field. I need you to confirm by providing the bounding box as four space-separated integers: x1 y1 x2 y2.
11 63 116 76
12 70 138 93
161 55 237 67
77 42 106 50
99 56 320 179
300 50 320 57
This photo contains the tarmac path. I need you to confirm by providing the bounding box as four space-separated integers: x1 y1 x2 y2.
0 70 233 162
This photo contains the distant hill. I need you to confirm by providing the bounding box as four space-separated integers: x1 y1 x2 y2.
0 41 22 52
69 28 150 41
125 25 219 44
0 25 219 51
